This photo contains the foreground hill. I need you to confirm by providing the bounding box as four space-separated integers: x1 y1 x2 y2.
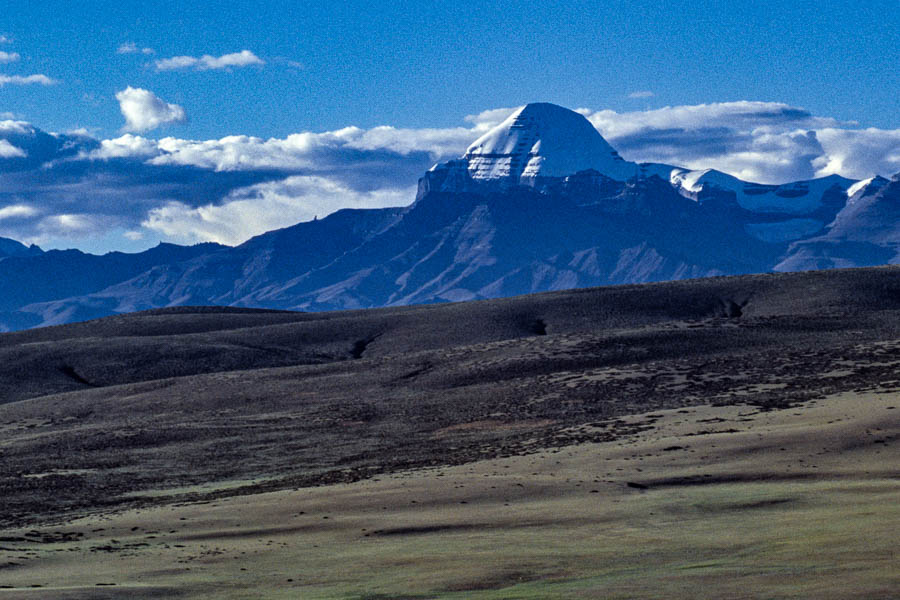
6 264 900 404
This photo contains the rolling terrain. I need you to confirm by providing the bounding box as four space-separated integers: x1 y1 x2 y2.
0 266 898 597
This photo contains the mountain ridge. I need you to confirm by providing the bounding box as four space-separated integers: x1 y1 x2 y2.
2 102 899 331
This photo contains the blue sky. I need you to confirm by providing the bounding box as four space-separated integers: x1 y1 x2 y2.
0 0 899 253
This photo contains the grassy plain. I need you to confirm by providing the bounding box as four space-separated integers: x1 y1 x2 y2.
1 390 896 599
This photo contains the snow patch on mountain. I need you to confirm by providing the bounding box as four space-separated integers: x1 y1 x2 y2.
670 168 853 214
846 176 889 201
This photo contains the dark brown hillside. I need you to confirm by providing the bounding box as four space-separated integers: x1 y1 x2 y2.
2 265 900 528
5 264 900 403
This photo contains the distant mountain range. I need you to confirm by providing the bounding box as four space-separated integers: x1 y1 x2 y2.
2 103 898 331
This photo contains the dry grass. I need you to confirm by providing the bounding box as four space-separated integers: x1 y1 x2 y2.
1 389 896 599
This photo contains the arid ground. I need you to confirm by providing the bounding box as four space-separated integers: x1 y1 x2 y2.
0 267 898 598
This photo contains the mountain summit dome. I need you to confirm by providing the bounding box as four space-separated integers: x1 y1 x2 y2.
464 103 637 183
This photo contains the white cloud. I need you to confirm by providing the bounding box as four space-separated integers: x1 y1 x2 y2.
88 133 161 159
0 139 26 158
579 101 865 183
583 101 843 141
117 42 154 55
0 36 10 44
628 90 654 99
813 127 900 180
149 134 320 171
154 50 264 72
66 127 100 137
142 125 473 172
0 51 20 63
152 56 197 71
37 214 96 237
79 111 497 175
464 107 518 132
0 204 37 220
0 120 32 134
342 125 480 157
115 87 187 133
143 176 414 245
0 74 57 86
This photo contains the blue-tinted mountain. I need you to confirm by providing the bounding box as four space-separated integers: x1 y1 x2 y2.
0 242 224 329
776 174 900 271
0 236 42 259
2 103 897 330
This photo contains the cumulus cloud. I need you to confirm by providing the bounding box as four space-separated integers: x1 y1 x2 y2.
0 74 57 86
0 51 20 63
143 176 414 245
0 139 26 158
628 90 654 99
116 87 187 132
154 50 264 71
0 36 10 44
117 42 154 55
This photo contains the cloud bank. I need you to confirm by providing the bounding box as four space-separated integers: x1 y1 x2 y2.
0 101 897 253
579 102 900 183
144 176 415 246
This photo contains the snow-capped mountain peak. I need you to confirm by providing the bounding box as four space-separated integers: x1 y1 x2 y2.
463 103 638 183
